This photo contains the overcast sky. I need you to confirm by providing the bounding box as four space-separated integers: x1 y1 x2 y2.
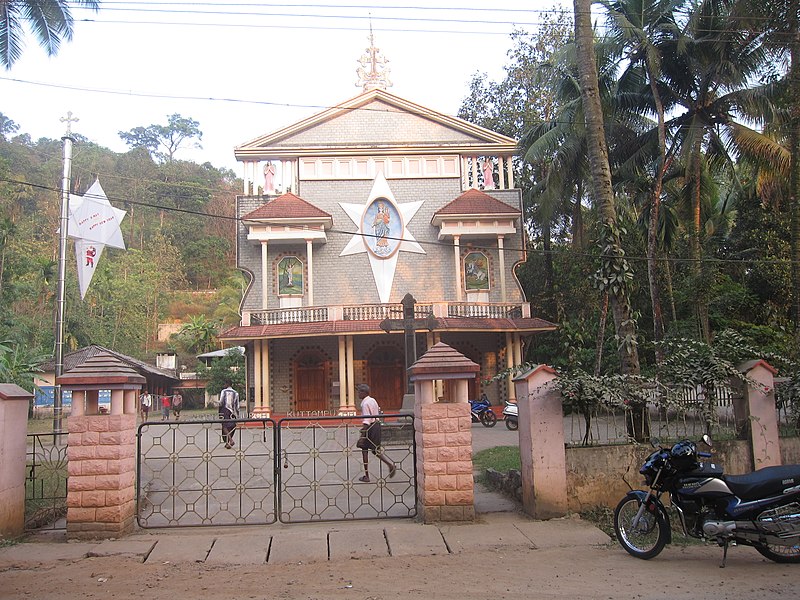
1 1 570 174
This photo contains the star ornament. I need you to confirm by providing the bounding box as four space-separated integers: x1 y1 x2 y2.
340 172 424 302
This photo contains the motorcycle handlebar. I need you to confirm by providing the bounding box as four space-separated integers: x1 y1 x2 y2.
698 452 712 458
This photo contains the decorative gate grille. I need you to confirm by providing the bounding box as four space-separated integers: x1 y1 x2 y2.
136 414 416 528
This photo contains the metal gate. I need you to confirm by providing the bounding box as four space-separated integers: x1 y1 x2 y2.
136 414 416 528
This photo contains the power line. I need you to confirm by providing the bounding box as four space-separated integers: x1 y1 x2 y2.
3 176 797 268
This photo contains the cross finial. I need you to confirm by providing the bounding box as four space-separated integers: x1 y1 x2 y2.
356 19 392 92
60 111 79 136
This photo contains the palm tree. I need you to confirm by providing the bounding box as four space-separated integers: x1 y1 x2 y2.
1 0 99 70
656 0 776 340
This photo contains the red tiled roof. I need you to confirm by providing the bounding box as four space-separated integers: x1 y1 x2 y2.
242 193 332 220
219 316 556 341
434 189 520 217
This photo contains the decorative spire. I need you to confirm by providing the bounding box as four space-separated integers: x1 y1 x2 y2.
356 21 392 92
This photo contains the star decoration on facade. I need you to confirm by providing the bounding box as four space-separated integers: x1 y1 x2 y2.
340 172 424 302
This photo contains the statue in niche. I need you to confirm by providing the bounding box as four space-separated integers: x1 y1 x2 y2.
263 162 276 195
482 158 494 190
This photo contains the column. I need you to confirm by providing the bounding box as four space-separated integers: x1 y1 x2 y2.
505 332 516 402
242 162 248 195
498 235 507 302
498 155 506 189
345 335 356 413
306 239 314 306
470 156 478 189
732 360 781 469
338 336 348 413
253 340 263 413
505 157 514 189
262 340 271 416
0 385 33 537
260 241 269 310
453 235 463 302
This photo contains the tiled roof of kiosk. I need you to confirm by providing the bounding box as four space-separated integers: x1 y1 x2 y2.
41 344 178 381
434 189 520 216
242 193 332 220
409 342 479 376
220 316 556 341
57 351 146 386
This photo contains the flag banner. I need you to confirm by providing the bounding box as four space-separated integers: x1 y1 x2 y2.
74 239 105 299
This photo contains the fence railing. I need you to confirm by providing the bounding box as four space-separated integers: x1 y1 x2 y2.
25 432 68 530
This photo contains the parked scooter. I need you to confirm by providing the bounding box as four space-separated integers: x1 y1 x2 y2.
614 435 800 566
469 395 497 427
502 401 518 430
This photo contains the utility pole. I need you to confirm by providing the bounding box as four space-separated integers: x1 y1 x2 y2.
53 112 78 434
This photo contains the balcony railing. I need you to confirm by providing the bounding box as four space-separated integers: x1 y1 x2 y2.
244 301 529 326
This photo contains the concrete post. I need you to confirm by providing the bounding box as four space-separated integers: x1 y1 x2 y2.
0 384 34 538
409 342 479 523
513 365 568 519
731 360 781 469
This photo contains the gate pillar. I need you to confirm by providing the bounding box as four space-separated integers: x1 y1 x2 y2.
0 384 33 538
57 351 145 540
513 364 568 519
409 342 479 523
731 360 781 469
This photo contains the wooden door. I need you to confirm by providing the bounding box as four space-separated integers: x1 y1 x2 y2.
294 352 328 412
367 347 404 412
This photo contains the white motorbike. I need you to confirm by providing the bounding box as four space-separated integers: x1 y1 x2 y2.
502 401 518 430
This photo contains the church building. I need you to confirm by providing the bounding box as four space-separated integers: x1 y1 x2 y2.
219 38 556 416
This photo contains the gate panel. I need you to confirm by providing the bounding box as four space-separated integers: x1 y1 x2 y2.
277 414 416 523
137 418 276 528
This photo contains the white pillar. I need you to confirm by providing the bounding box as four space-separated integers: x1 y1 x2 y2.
254 340 263 413
260 241 269 310
498 235 507 303
454 235 463 302
346 335 355 411
498 155 506 189
242 162 249 195
505 157 514 189
262 340 271 415
338 336 349 413
470 156 478 189
506 332 516 401
306 239 314 306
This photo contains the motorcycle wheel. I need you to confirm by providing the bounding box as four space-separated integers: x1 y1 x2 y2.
613 497 668 560
754 543 800 563
480 410 497 427
505 417 518 431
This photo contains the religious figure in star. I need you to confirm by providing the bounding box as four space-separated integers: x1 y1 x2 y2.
372 201 391 255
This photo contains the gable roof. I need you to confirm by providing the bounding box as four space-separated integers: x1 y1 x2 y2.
41 344 179 382
241 193 332 221
235 89 518 160
434 189 520 217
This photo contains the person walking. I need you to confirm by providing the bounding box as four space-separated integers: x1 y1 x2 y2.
219 381 240 449
160 394 171 420
356 383 396 482
140 391 152 421
171 391 183 420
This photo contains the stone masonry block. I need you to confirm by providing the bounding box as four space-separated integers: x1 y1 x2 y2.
421 490 446 506
420 420 440 433
421 432 447 447
107 457 136 474
95 474 124 491
67 432 83 446
447 404 470 418
99 431 123 445
95 444 125 460
458 417 472 431
440 505 475 522
81 490 107 508
438 474 458 491
105 487 135 506
81 431 100 445
68 446 97 460
421 506 441 523
87 418 110 432
421 447 438 462
67 418 88 433
422 462 447 476
457 447 473 461
96 504 129 523
445 490 474 506
437 447 458 462
421 404 450 419
446 461 474 475
67 507 96 523
457 474 474 491
67 461 82 476
444 432 471 447
66 494 81 508
68 475 96 492
438 419 459 433
81 459 109 476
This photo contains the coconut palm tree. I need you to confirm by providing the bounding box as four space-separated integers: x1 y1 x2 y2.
1 0 99 69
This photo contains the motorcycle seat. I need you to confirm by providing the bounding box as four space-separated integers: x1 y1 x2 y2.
723 465 800 501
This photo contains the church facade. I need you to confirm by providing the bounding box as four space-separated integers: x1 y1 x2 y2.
219 83 556 416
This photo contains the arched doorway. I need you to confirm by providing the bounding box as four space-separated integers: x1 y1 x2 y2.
294 350 328 412
367 346 404 412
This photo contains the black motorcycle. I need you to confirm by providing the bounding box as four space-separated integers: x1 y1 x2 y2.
614 435 800 566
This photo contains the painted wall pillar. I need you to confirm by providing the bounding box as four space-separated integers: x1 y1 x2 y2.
409 342 479 523
731 360 781 469
453 235 462 302
0 385 33 538
260 241 269 310
513 364 568 519
306 239 314 306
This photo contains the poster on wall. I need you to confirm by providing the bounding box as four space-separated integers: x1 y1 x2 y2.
464 251 490 291
277 256 303 296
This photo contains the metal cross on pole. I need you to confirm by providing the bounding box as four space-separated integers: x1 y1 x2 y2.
379 293 436 394
53 112 79 433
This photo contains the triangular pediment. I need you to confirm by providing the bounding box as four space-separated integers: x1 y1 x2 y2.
235 89 517 160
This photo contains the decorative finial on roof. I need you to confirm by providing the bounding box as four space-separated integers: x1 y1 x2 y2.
356 19 392 92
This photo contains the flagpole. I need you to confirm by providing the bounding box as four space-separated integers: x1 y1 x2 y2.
54 112 78 434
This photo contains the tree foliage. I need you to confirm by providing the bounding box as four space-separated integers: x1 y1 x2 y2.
119 114 203 163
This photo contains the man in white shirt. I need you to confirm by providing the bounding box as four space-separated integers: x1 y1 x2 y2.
219 381 240 449
356 383 396 482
